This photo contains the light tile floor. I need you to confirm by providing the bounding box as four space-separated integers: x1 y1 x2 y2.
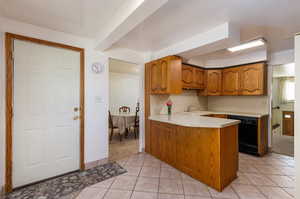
109 132 139 161
76 152 295 199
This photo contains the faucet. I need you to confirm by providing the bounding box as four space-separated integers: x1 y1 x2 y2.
186 105 199 112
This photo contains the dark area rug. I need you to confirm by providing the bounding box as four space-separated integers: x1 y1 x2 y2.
5 162 127 199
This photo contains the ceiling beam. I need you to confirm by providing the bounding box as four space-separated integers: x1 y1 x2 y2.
151 22 240 60
94 0 168 51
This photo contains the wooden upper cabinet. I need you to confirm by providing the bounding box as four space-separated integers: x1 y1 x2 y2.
149 56 182 94
149 57 266 96
222 67 240 95
182 65 205 89
182 65 194 88
150 61 160 93
194 68 205 89
239 63 267 95
160 59 168 92
206 70 222 96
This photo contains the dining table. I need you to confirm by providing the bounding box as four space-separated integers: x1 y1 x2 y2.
111 112 137 136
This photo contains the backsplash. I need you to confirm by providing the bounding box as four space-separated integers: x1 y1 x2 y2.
150 92 269 116
207 96 269 114
150 90 208 115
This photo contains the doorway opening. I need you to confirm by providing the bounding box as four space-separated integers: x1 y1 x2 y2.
108 58 140 161
271 63 295 156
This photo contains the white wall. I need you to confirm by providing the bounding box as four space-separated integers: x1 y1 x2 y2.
269 49 294 66
0 17 111 189
294 35 300 199
204 48 267 68
109 72 140 113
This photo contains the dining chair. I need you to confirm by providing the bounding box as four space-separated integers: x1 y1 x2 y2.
133 108 139 139
109 111 123 141
119 106 130 113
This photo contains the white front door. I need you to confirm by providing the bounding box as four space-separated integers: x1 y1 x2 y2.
13 40 81 188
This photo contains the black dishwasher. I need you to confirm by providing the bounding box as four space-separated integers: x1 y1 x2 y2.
228 115 259 156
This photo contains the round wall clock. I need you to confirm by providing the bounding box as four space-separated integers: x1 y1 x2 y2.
91 62 104 74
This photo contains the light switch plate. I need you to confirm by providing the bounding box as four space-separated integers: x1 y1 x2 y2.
95 96 103 103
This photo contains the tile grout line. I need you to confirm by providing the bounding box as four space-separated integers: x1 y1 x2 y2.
157 159 162 199
129 153 144 199
100 173 118 199
281 187 295 198
230 183 241 199
180 170 186 199
254 185 272 199
231 184 244 199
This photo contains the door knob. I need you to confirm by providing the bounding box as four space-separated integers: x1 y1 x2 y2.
74 107 79 112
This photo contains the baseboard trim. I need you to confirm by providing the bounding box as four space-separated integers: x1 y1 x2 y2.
85 158 109 170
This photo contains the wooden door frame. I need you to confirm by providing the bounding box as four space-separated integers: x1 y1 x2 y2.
5 33 85 193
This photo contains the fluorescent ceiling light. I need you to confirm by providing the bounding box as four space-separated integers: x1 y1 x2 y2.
228 39 265 52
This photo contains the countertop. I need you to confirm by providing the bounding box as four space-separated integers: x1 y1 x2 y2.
149 110 268 128
187 110 269 118
149 113 241 128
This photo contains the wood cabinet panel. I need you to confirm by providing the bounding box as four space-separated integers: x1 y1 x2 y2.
182 65 204 89
258 115 269 155
182 65 194 88
194 68 205 89
150 121 176 166
160 59 168 92
176 127 221 186
149 121 238 191
220 125 239 186
160 125 176 165
240 63 266 95
150 61 160 93
149 56 182 94
222 67 240 95
206 70 222 96
282 111 294 136
150 122 161 158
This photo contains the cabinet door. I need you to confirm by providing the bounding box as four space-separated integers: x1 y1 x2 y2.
150 61 161 93
282 111 294 136
160 59 168 93
176 127 203 176
150 122 176 166
182 65 194 88
160 125 176 166
240 63 266 95
150 122 161 158
207 70 222 96
194 68 205 89
222 67 240 95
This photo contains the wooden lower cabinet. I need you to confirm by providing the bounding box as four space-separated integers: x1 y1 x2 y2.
149 121 238 191
150 122 176 165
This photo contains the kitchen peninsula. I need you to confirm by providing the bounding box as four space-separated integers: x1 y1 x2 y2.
148 112 240 191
